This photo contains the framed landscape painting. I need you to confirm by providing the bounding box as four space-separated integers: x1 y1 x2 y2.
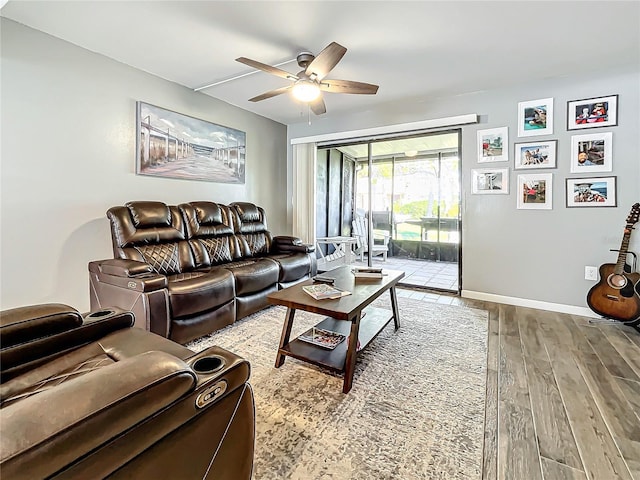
570 131 612 173
566 176 617 207
514 140 557 169
471 168 509 194
517 173 553 210
518 98 553 137
477 127 508 163
136 101 246 183
567 94 618 130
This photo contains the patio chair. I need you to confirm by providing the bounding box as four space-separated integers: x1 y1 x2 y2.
315 236 357 272
352 213 390 262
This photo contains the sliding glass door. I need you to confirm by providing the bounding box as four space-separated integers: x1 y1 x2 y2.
318 130 461 293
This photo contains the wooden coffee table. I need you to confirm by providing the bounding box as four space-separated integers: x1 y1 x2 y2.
267 265 404 393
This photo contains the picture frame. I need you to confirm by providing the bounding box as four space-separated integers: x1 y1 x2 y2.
136 101 246 183
517 173 553 210
471 168 510 194
570 131 612 173
566 176 617 208
513 140 557 169
477 127 508 163
518 97 553 137
567 94 618 130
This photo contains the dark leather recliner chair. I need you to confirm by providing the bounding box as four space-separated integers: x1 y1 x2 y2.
0 303 255 480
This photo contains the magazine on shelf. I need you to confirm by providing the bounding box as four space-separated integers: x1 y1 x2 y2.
298 327 346 350
302 284 351 300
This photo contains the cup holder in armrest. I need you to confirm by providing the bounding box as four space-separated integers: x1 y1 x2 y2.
83 309 118 323
86 309 116 319
192 355 226 374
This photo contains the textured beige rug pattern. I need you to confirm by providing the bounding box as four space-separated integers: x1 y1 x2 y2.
188 297 488 480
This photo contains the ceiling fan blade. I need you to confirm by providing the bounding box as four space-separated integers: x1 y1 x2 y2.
248 85 292 102
236 57 298 81
305 42 347 80
320 79 379 95
309 96 327 115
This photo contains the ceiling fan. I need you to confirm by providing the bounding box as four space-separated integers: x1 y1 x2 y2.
236 42 378 115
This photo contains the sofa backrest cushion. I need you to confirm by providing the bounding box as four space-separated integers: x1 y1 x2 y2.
230 202 273 257
106 201 281 268
179 202 242 267
128 202 172 228
180 202 234 238
107 202 194 275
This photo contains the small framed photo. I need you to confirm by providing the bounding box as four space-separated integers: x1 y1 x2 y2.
514 140 557 169
471 168 509 194
518 97 553 137
570 132 612 173
566 176 617 207
567 94 618 130
517 173 553 210
477 127 508 163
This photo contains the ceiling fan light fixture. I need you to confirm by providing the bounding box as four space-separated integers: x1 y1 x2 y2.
292 80 321 102
237 41 378 116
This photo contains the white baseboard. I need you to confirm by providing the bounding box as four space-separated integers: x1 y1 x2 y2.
461 290 600 318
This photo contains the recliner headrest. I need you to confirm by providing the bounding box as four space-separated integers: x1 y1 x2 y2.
193 202 223 226
179 202 234 238
232 202 260 222
126 202 171 228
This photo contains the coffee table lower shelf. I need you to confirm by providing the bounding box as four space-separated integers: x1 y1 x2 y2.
278 306 393 373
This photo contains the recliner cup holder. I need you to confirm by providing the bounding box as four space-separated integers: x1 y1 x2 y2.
192 355 225 374
86 309 115 319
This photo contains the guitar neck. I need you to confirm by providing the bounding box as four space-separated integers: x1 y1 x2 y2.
614 226 633 274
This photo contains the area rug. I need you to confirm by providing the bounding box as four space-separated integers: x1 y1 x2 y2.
188 296 488 480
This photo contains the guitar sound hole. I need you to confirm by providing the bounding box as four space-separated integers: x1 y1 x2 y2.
607 274 628 289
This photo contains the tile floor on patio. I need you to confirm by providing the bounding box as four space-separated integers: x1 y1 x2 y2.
353 255 459 292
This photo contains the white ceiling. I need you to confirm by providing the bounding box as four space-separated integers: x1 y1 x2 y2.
2 1 639 126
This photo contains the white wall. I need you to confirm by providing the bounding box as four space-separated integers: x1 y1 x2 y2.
288 68 640 311
0 19 288 311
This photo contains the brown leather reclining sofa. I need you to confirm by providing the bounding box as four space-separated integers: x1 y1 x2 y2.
89 201 316 344
0 303 255 479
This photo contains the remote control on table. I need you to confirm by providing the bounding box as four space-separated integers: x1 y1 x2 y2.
313 275 335 284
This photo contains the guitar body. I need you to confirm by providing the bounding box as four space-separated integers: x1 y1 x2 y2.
587 263 640 322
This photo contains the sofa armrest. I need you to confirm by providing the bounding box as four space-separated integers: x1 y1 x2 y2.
89 260 168 292
89 264 171 338
100 258 153 276
0 304 83 349
0 351 197 479
272 236 315 254
1 308 135 379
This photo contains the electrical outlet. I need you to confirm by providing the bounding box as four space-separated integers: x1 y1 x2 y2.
584 266 598 281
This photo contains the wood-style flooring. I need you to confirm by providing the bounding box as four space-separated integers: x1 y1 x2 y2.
396 288 640 480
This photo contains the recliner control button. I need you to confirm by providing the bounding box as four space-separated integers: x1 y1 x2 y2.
196 380 227 408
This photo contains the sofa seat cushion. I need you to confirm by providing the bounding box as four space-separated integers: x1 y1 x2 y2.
268 253 312 283
222 259 279 296
167 269 235 319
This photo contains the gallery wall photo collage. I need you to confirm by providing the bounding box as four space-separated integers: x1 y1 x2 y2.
473 94 618 209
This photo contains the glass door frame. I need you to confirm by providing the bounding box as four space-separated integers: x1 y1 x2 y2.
319 128 463 294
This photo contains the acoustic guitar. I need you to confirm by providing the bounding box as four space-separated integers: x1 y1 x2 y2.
587 203 640 324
